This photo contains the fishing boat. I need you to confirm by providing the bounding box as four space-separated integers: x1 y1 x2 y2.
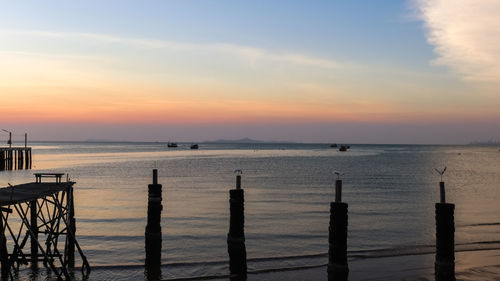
339 145 348 151
190 144 199 149
167 142 178 148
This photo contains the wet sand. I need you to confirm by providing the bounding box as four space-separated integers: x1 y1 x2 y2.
206 249 500 281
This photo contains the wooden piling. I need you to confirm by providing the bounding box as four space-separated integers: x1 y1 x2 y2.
0 152 4 171
145 169 162 279
18 150 23 170
435 198 455 281
227 174 247 280
8 151 12 170
0 210 9 278
67 185 76 267
328 180 348 280
439 182 446 203
25 150 29 170
30 200 38 267
335 180 342 203
0 148 32 171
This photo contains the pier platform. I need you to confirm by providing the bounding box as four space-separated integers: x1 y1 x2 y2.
0 182 71 206
0 176 90 280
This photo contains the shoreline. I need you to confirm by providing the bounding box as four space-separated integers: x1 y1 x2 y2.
181 248 500 281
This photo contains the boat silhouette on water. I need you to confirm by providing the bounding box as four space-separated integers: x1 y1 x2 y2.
339 145 350 152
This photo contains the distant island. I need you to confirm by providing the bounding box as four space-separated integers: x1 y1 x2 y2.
202 138 293 144
76 138 294 144
468 140 500 146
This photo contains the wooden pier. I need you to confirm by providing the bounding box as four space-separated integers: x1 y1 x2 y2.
0 147 32 171
0 175 89 280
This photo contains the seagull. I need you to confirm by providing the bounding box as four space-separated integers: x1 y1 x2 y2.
234 169 243 175
333 170 344 180
434 166 447 181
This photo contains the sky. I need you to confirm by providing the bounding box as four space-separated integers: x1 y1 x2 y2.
0 0 499 144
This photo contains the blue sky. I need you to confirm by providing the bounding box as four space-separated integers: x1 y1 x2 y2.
0 1 432 62
1 0 499 143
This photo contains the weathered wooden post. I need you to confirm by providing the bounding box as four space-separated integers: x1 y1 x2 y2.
227 170 247 280
7 151 10 171
24 149 29 170
0 209 9 279
145 169 162 279
435 181 455 281
328 178 348 281
67 185 76 268
0 151 4 171
18 150 23 170
30 199 38 268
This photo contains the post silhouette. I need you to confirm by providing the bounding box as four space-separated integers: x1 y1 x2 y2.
0 210 9 279
227 172 247 280
145 169 162 280
435 181 455 281
328 179 348 281
0 151 4 171
30 199 38 268
67 185 76 268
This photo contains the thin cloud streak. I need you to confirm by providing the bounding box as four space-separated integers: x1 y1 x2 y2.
416 0 500 83
0 29 339 69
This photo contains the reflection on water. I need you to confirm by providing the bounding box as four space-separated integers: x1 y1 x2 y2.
0 142 499 280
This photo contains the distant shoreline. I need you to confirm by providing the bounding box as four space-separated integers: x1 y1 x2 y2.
467 140 500 146
10 139 498 146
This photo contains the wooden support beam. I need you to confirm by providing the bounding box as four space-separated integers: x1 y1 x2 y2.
30 200 38 268
67 186 75 268
0 210 10 279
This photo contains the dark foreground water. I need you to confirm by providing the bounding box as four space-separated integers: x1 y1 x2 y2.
0 142 499 280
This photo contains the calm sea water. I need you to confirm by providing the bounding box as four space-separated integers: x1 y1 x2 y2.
1 142 499 280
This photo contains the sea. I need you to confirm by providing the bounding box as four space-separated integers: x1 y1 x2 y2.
0 142 499 280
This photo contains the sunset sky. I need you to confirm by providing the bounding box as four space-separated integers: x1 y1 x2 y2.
1 0 499 144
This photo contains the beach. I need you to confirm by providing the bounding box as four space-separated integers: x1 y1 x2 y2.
85 248 500 280
233 249 500 281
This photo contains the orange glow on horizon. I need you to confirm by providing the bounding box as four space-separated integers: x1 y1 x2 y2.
2 92 498 125
2 52 499 126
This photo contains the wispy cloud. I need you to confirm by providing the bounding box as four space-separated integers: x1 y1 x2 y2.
415 0 500 83
0 29 338 69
